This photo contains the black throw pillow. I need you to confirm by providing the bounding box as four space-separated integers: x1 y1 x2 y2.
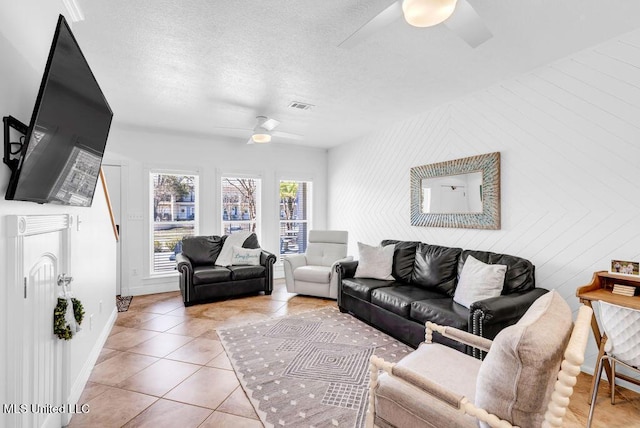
381 240 421 282
242 233 260 249
181 236 224 266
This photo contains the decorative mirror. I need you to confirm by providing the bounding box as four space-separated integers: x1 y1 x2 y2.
410 152 500 229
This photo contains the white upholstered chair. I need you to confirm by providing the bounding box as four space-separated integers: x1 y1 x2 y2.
587 301 640 428
366 291 592 428
283 230 352 299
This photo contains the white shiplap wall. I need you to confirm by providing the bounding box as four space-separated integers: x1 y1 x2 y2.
328 29 640 373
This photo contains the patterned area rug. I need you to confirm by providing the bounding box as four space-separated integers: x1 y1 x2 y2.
116 295 133 312
218 307 413 428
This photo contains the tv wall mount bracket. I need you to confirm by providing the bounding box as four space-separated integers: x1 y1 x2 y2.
3 115 27 173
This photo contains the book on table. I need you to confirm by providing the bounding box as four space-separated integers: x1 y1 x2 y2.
612 283 637 297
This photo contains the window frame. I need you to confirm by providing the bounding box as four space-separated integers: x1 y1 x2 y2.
148 168 200 277
278 178 313 259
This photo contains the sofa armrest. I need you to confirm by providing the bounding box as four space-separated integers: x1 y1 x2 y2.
331 256 354 270
470 288 549 327
260 250 277 294
176 253 194 304
336 260 359 279
469 287 548 358
283 254 307 292
335 260 359 308
327 256 355 299
283 253 307 271
176 253 193 275
260 249 277 266
425 322 493 353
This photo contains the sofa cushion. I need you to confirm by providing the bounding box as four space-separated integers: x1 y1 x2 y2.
411 243 462 295
410 298 469 331
475 291 572 428
453 255 507 308
181 236 224 267
371 285 446 318
294 265 332 283
381 240 421 282
459 250 534 294
341 278 395 302
228 265 266 281
375 343 481 428
192 266 232 285
354 242 395 280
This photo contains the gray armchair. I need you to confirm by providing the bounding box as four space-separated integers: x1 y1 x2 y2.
283 230 352 299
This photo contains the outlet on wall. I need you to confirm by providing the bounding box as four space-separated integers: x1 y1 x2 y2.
132 268 139 276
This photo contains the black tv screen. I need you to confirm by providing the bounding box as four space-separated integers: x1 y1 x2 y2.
5 15 113 206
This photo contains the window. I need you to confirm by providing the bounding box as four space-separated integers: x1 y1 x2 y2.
150 172 198 274
222 177 261 237
279 180 312 257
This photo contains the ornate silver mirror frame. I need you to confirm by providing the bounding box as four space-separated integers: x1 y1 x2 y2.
410 152 500 229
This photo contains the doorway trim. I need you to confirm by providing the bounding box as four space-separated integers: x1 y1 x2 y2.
6 214 72 428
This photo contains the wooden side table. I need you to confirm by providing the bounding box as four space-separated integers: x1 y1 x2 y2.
576 271 640 401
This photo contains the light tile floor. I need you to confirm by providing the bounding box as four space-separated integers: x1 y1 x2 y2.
68 280 333 427
69 280 640 427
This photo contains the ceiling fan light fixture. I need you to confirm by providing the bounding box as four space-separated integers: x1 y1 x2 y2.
402 0 457 28
251 130 272 143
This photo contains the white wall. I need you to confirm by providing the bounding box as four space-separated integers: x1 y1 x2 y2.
104 125 328 296
328 29 640 376
0 0 117 419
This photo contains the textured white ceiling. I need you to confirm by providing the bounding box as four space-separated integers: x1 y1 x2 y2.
72 0 640 148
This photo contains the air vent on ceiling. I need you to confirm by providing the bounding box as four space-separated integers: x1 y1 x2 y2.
288 101 314 111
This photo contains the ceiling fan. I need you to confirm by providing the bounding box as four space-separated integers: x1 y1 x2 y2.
210 116 304 144
246 116 303 144
339 0 492 49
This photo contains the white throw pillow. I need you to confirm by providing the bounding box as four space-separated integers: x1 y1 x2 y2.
354 242 395 280
231 246 261 266
453 255 507 308
216 231 253 266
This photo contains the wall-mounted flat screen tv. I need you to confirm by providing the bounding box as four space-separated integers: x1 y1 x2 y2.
5 14 113 207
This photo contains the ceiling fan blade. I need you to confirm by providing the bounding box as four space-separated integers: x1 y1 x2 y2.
443 0 492 48
259 117 280 131
273 131 304 141
210 127 252 138
338 1 403 49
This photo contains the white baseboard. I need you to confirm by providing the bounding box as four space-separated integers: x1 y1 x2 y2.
128 282 180 296
63 307 117 425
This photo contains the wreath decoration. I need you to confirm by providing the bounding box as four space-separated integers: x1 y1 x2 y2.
53 297 85 340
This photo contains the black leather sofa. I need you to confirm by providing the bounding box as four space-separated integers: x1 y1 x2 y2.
337 240 547 356
176 233 276 306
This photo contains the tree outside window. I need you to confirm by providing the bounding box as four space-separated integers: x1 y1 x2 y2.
279 180 311 257
222 177 261 237
151 173 197 274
